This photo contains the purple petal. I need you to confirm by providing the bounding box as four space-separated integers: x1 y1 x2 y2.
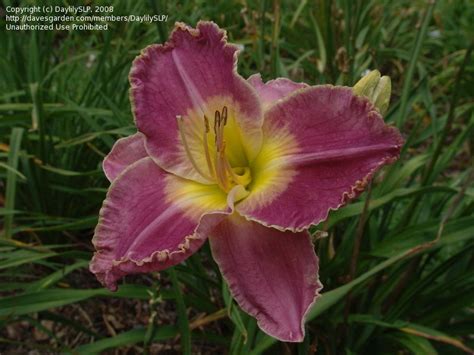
103 133 148 182
237 86 403 231
90 157 240 290
130 21 262 183
248 73 308 108
209 214 322 342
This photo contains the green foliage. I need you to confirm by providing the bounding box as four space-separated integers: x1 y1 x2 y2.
1 0 473 353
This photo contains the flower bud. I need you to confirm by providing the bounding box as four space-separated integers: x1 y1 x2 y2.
353 70 391 115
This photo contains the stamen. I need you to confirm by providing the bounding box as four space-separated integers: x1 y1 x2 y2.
202 115 215 179
176 115 213 181
215 140 231 191
205 106 252 192
216 153 229 191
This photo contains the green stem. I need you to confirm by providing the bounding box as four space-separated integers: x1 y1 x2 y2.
270 0 281 77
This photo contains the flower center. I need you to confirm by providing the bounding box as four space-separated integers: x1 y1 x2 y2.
177 106 252 193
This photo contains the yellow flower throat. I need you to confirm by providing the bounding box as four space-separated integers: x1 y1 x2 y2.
177 106 252 192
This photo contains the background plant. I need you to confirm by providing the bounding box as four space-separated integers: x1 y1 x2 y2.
1 0 473 353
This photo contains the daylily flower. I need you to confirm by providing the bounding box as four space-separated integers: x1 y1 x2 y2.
90 21 403 342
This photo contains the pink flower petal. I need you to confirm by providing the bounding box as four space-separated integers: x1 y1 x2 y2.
130 21 262 183
209 214 322 342
247 73 308 108
237 86 403 231
102 132 148 182
90 157 243 290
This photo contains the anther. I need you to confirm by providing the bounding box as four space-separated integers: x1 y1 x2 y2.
203 115 210 133
213 110 220 144
222 106 228 126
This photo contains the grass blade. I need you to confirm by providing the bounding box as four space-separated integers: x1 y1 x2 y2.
3 127 24 238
